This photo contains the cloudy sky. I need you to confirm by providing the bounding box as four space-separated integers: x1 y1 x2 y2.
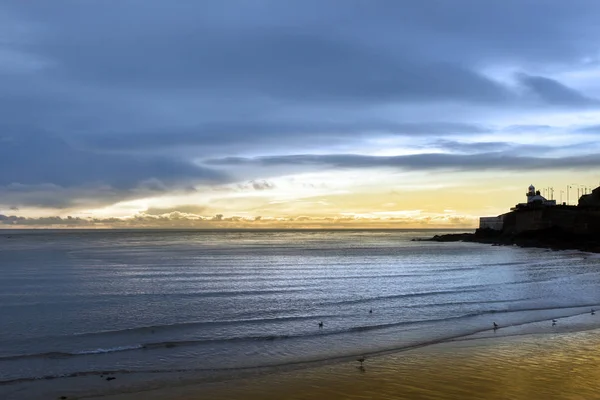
2 0 600 228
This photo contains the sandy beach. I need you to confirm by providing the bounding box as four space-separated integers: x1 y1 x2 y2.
107 318 600 400
4 312 599 400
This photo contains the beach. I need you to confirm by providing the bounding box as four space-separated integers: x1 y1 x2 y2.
6 314 600 400
2 230 600 400
192 325 600 400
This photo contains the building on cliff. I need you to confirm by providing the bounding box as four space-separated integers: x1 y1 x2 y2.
479 184 600 234
513 184 557 209
578 186 600 208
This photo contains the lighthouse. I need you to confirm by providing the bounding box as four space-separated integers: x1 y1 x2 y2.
525 184 556 205
526 184 536 201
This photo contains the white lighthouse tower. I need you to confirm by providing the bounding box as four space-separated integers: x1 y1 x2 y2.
526 184 536 201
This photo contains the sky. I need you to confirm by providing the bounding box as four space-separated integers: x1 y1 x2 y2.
2 0 600 229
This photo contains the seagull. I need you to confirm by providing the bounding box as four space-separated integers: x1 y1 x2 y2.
318 321 323 328
493 322 499 329
357 356 366 367
552 319 557 326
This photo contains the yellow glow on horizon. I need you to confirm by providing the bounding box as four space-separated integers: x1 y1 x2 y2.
5 168 599 229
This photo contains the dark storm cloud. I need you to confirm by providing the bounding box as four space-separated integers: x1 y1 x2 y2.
207 153 600 172
2 0 600 208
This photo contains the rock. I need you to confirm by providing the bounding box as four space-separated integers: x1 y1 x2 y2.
424 227 600 254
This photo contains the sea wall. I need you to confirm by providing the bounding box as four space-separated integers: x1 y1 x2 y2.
502 206 600 235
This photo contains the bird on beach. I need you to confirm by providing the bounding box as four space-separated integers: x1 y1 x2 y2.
318 321 323 328
357 356 366 367
493 322 499 330
552 319 557 326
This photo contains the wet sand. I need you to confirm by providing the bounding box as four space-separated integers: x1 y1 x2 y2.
100 314 600 400
4 314 600 400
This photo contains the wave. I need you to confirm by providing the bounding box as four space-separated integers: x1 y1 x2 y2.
66 314 334 338
73 345 144 355
3 308 597 388
0 322 440 362
3 302 599 363
0 345 145 361
0 328 487 387
0 305 576 362
317 288 483 307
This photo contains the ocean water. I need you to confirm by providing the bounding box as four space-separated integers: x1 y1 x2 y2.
1 229 599 393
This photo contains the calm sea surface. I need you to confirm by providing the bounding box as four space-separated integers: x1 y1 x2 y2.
1 229 599 388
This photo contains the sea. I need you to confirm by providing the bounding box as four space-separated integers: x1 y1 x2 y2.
1 229 600 397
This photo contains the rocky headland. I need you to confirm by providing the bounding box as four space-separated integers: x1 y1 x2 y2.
420 227 600 254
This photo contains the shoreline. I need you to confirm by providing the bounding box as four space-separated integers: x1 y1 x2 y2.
4 312 600 400
96 313 600 400
421 227 600 254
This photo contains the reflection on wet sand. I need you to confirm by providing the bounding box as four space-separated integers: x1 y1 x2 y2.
194 330 600 400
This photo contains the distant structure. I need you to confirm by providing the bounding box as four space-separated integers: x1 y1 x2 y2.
478 184 600 234
520 184 556 208
480 184 555 231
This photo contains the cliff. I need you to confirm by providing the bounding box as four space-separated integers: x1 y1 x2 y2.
426 227 600 253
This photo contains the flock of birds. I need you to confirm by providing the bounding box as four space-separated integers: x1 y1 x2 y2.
318 308 597 370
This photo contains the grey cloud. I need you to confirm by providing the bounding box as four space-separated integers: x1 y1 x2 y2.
0 214 99 227
6 3 509 104
0 132 225 188
13 1 600 81
55 29 508 104
252 181 274 191
430 140 557 155
206 153 600 172
0 132 228 209
576 125 600 134
82 122 491 152
0 182 180 209
144 205 208 216
7 1 598 116
432 140 514 153
517 74 600 106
